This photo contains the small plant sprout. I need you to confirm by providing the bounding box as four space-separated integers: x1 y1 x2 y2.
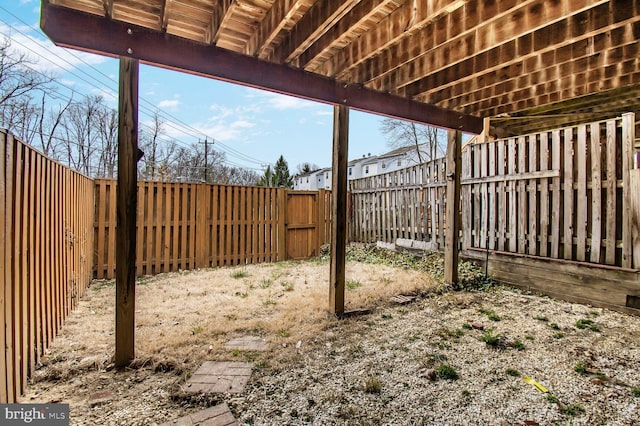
278 329 290 337
549 323 560 330
462 323 472 330
480 309 501 321
280 281 294 292
230 269 249 279
553 332 565 339
259 279 272 289
546 394 559 404
364 377 382 394
560 404 585 416
574 362 587 374
632 386 640 398
191 325 204 335
574 318 600 332
346 279 362 291
510 339 525 350
436 364 459 380
481 330 501 347
506 368 520 377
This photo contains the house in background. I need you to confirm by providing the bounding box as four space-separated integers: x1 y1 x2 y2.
293 144 436 190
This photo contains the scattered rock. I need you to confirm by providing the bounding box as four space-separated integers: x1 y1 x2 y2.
472 323 485 330
88 391 114 407
420 369 438 381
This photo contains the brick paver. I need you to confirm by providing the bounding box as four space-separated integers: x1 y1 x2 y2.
224 336 267 351
184 361 252 394
160 403 238 426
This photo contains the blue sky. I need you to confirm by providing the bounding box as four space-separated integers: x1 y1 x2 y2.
1 1 395 172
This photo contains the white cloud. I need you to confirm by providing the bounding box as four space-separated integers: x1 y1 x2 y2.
158 99 180 109
245 89 317 111
1 22 107 74
231 120 255 129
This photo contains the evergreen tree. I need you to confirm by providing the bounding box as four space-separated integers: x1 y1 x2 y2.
257 165 275 187
273 155 293 188
258 155 293 188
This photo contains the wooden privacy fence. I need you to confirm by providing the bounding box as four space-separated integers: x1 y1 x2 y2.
463 113 638 269
1 131 94 403
349 157 447 247
94 182 331 279
350 114 640 270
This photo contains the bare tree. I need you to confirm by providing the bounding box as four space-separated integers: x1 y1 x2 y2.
380 118 446 163
139 112 164 180
0 38 52 107
60 95 104 175
95 106 118 178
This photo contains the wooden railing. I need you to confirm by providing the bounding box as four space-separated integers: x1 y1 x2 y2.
0 131 94 403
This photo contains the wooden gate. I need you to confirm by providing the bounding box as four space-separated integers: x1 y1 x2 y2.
285 190 326 260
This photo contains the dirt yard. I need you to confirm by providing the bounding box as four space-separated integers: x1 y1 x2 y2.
24 247 640 425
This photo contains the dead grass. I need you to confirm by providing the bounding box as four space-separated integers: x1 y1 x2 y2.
34 257 439 376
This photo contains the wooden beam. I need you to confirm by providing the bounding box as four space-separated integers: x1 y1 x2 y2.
365 0 608 93
39 2 482 133
320 0 456 79
205 0 234 45
297 0 398 70
115 57 139 367
444 130 462 285
410 2 639 106
329 105 349 316
246 0 307 58
270 0 358 64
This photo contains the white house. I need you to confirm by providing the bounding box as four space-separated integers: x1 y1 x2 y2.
293 145 438 190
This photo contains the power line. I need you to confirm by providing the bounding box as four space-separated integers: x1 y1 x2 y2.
0 13 271 169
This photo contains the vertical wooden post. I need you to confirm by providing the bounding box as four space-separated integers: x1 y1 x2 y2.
277 188 286 261
622 113 640 268
621 113 635 268
329 105 349 316
444 130 462 285
115 57 139 367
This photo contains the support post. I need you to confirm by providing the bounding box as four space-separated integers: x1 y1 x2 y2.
329 105 349 316
115 57 139 367
444 130 462 285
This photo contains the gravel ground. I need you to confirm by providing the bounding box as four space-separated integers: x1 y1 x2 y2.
237 289 640 425
22 252 640 426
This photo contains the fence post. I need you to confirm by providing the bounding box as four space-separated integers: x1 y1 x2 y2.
115 57 139 367
620 113 638 269
278 188 286 261
330 105 349 316
1 131 13 402
444 130 462 285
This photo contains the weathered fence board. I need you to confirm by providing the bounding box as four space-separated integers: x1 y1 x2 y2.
349 115 639 270
1 131 94 403
93 183 330 279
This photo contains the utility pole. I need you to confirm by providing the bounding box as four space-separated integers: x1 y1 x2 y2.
203 138 209 182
